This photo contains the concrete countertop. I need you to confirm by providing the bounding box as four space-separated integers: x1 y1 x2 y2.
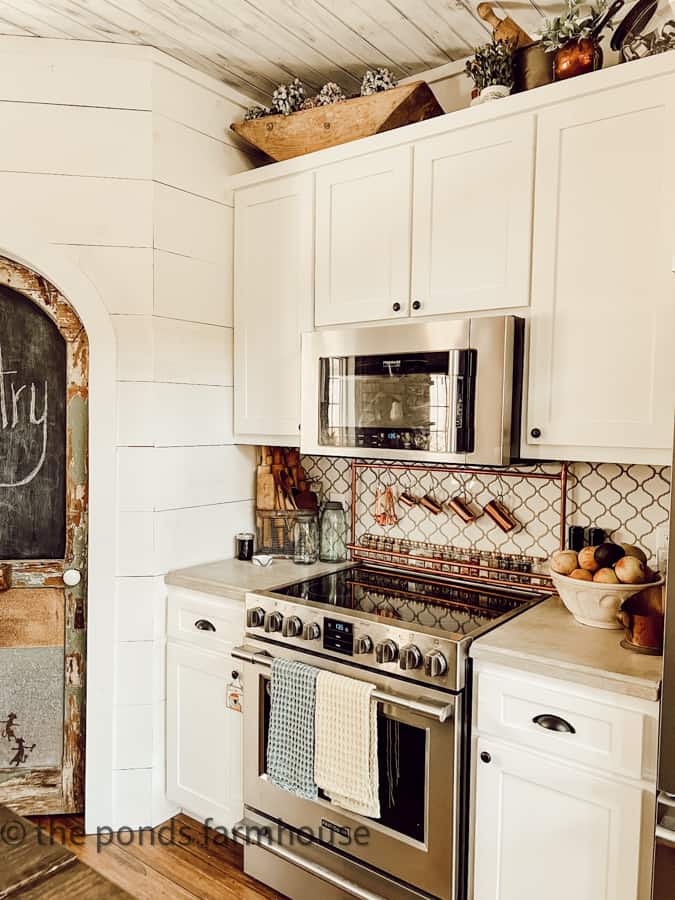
165 557 354 602
470 596 662 702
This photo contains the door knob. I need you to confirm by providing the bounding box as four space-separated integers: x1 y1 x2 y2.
392 302 401 312
480 751 492 764
412 300 421 311
530 427 542 439
63 569 81 587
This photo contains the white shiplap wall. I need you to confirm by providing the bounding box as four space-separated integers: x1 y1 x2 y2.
0 36 258 828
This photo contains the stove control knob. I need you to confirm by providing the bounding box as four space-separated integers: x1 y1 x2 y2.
424 649 448 678
354 635 374 655
246 607 265 629
264 611 283 633
302 622 321 641
282 615 302 638
399 644 422 670
375 639 398 665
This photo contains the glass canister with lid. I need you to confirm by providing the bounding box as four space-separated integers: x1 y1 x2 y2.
319 500 348 563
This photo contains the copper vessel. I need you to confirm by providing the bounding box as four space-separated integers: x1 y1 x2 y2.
618 586 665 654
554 38 603 81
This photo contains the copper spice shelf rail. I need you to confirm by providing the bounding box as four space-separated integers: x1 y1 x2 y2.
348 460 568 590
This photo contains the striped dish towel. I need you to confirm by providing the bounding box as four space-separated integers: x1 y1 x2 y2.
314 670 380 819
266 658 319 800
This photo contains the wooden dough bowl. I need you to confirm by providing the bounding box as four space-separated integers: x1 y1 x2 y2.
231 81 443 162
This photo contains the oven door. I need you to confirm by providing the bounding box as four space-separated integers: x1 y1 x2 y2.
237 639 462 900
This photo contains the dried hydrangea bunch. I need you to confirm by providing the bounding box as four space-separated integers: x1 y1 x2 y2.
360 67 398 96
465 38 515 91
316 81 347 105
271 78 306 116
243 104 271 121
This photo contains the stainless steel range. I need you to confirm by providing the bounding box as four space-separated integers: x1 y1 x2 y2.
233 563 548 900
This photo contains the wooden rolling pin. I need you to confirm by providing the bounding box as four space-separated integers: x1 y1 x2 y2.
477 3 533 48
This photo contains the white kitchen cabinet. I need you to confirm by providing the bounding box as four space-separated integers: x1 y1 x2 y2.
166 588 244 830
315 146 412 326
473 737 644 900
166 642 243 829
411 114 535 317
234 173 314 445
525 76 675 464
471 661 657 900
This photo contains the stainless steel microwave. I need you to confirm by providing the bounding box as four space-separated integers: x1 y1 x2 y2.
301 316 523 465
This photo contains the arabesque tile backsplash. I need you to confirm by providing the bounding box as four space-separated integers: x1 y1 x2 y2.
302 456 671 564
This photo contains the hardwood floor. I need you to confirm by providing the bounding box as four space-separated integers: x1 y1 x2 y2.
30 814 284 900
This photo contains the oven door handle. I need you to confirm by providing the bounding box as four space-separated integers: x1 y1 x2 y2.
233 817 384 900
232 645 454 724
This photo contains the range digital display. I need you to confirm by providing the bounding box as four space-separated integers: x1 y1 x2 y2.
323 618 354 655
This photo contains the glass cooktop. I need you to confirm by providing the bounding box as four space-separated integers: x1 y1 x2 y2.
275 564 545 638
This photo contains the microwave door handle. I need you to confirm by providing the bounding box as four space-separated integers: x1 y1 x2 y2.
449 349 475 454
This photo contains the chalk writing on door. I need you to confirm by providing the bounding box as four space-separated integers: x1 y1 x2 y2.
0 344 49 487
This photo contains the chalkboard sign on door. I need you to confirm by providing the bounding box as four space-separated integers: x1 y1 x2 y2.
0 255 88 817
0 284 67 559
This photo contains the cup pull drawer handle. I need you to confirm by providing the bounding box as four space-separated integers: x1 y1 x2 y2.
532 713 576 734
195 619 216 632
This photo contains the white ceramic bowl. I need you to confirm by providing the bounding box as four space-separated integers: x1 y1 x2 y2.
551 571 665 629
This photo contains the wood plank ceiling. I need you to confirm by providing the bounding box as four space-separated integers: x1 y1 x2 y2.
0 1 568 103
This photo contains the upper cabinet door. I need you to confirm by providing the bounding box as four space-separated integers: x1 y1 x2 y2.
526 77 675 462
411 115 535 317
315 147 412 326
234 173 313 444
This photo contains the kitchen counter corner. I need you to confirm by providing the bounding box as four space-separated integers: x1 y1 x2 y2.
470 595 662 702
165 558 353 602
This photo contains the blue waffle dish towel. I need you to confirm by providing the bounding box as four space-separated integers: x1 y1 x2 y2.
267 657 319 800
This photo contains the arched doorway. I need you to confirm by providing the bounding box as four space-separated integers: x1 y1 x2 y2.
0 256 88 814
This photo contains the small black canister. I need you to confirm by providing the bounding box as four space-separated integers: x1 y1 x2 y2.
567 526 585 552
236 532 254 561
587 527 606 547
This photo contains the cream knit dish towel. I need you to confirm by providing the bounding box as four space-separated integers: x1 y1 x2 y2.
314 670 380 819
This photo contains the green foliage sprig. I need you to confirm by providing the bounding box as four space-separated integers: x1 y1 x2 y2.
465 38 515 92
540 0 614 52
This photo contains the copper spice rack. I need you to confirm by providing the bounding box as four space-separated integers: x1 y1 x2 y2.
348 460 569 592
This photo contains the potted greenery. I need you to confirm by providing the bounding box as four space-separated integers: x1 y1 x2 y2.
465 37 516 104
540 0 618 81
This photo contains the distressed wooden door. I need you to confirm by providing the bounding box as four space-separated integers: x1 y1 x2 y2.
0 257 88 814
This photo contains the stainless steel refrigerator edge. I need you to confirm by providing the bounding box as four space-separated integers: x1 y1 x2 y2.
653 418 675 898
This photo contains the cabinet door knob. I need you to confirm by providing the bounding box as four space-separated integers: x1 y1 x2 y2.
530 427 542 439
533 713 576 734
480 751 492 764
412 300 421 311
195 619 216 632
392 302 401 312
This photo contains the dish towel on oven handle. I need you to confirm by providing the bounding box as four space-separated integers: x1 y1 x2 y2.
267 658 319 800
314 670 381 819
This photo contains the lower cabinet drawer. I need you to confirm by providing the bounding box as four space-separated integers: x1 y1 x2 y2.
167 587 243 653
475 665 658 781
